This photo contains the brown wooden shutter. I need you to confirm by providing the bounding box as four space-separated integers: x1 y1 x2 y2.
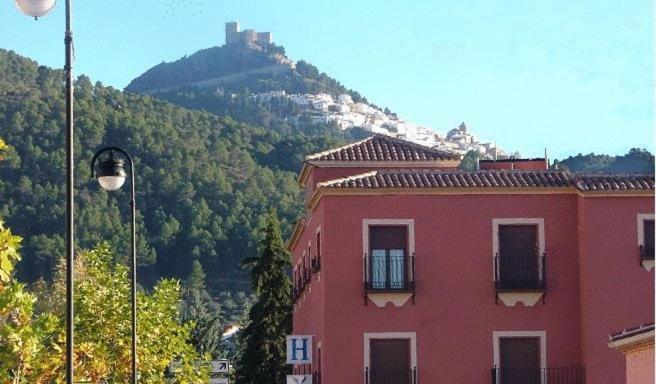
370 339 410 384
644 220 654 256
500 337 540 384
499 225 539 289
370 226 407 250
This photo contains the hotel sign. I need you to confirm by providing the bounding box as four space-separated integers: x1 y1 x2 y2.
286 335 313 364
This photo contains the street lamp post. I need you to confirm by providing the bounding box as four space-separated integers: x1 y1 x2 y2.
91 147 138 384
14 1 75 383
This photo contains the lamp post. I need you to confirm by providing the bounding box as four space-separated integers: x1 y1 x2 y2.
91 147 138 384
13 1 75 383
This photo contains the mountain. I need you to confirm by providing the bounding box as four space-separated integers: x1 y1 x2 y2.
0 48 345 293
126 43 367 103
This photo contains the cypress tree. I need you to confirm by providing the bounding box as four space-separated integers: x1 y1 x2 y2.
182 260 225 358
235 210 292 384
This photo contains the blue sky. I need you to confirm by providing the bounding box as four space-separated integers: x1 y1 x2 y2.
0 0 653 159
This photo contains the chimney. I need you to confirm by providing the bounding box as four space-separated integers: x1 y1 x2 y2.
479 157 549 171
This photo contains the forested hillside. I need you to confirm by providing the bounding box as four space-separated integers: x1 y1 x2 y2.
0 49 344 292
554 149 654 173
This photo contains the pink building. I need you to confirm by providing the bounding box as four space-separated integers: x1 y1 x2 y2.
289 134 655 384
608 323 655 384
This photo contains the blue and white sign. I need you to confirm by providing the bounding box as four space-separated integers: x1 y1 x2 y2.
286 335 313 364
286 375 312 384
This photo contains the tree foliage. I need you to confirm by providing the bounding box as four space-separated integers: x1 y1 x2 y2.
0 237 207 383
0 49 344 294
553 148 654 173
235 210 291 384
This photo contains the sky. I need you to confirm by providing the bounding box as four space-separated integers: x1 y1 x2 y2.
0 0 653 159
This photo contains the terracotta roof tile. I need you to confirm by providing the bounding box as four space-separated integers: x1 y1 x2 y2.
319 169 655 192
306 134 460 162
609 322 655 342
575 173 655 191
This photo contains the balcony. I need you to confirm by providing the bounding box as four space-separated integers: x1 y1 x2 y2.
312 256 321 273
491 367 585 384
640 244 654 271
364 253 415 307
494 252 546 306
364 253 415 292
365 367 417 384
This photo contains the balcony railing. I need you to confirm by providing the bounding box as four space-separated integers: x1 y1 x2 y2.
640 244 654 261
491 367 585 384
312 256 321 273
365 367 417 384
494 252 546 292
364 252 415 293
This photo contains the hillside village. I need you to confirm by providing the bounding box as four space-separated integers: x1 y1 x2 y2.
221 21 507 159
254 90 506 158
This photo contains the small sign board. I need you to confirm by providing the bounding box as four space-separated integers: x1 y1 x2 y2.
210 378 229 384
286 375 312 384
286 335 313 364
210 359 230 374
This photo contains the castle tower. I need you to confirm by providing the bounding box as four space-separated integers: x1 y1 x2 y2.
225 21 240 45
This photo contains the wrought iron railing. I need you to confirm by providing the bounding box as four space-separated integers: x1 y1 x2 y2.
640 244 654 261
312 256 321 273
491 367 585 384
494 252 546 291
364 252 415 292
365 367 417 384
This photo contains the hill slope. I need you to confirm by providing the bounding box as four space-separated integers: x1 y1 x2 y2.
0 48 344 292
126 43 367 101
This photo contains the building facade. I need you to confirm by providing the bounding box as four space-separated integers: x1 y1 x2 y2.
289 134 654 384
225 21 272 46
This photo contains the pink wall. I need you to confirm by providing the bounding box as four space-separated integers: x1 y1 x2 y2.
292 190 654 383
317 193 583 383
578 197 655 384
626 347 654 384
291 202 326 377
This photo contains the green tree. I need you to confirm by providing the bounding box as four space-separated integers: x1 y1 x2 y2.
458 150 484 171
235 210 292 384
182 260 225 359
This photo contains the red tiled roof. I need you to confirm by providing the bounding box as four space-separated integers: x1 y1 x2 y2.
575 174 655 191
609 322 655 342
318 169 655 192
306 134 460 162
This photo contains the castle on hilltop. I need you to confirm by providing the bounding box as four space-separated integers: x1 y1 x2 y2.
225 21 272 46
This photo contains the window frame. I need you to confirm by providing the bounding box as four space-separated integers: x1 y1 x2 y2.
363 332 417 384
362 219 415 290
637 213 655 271
492 218 545 283
493 331 547 384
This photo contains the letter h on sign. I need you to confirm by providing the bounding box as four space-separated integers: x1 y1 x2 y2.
286 335 313 364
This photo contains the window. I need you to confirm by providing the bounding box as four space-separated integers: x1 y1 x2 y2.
641 219 654 260
367 225 410 291
496 224 543 291
364 332 417 384
313 231 321 272
493 331 546 384
498 337 541 384
370 339 411 384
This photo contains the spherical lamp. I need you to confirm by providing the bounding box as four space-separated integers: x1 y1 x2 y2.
96 152 127 191
15 0 57 19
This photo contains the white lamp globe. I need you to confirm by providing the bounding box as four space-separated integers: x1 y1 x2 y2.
15 0 57 19
96 154 128 191
98 175 127 191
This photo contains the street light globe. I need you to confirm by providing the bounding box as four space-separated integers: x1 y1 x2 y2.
15 0 56 19
96 154 127 191
98 175 127 191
